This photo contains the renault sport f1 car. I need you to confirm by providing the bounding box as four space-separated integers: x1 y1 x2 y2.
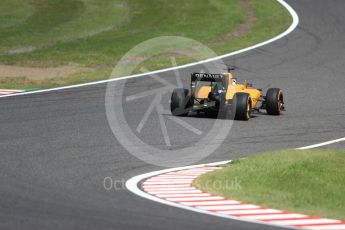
170 68 284 121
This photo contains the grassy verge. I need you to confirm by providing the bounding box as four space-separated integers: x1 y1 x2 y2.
194 149 345 220
0 0 292 89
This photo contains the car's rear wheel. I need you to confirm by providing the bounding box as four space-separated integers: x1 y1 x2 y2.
170 88 191 116
266 88 283 115
233 93 251 121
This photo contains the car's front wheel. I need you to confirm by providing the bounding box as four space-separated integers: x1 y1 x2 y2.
266 88 283 115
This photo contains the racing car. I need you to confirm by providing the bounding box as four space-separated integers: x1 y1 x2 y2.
170 68 284 120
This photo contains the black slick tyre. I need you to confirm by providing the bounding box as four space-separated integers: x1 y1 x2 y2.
266 88 283 115
170 88 190 116
233 92 251 121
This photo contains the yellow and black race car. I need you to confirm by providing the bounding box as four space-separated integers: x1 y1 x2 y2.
170 68 284 120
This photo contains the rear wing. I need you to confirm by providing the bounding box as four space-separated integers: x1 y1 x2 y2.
190 73 228 97
191 73 225 82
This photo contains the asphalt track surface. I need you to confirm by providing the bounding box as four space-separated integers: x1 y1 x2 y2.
1 0 345 229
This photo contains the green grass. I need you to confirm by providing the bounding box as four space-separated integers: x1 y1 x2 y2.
0 0 35 29
0 0 292 89
0 0 129 54
194 149 345 220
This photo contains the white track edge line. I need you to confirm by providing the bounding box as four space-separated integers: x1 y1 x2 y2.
296 137 345 150
0 0 299 99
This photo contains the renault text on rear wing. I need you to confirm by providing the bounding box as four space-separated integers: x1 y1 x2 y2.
191 73 225 82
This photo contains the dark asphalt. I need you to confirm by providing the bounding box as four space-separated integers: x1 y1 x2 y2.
1 0 345 229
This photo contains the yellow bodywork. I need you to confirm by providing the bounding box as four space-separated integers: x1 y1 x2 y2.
195 85 212 98
195 72 261 108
